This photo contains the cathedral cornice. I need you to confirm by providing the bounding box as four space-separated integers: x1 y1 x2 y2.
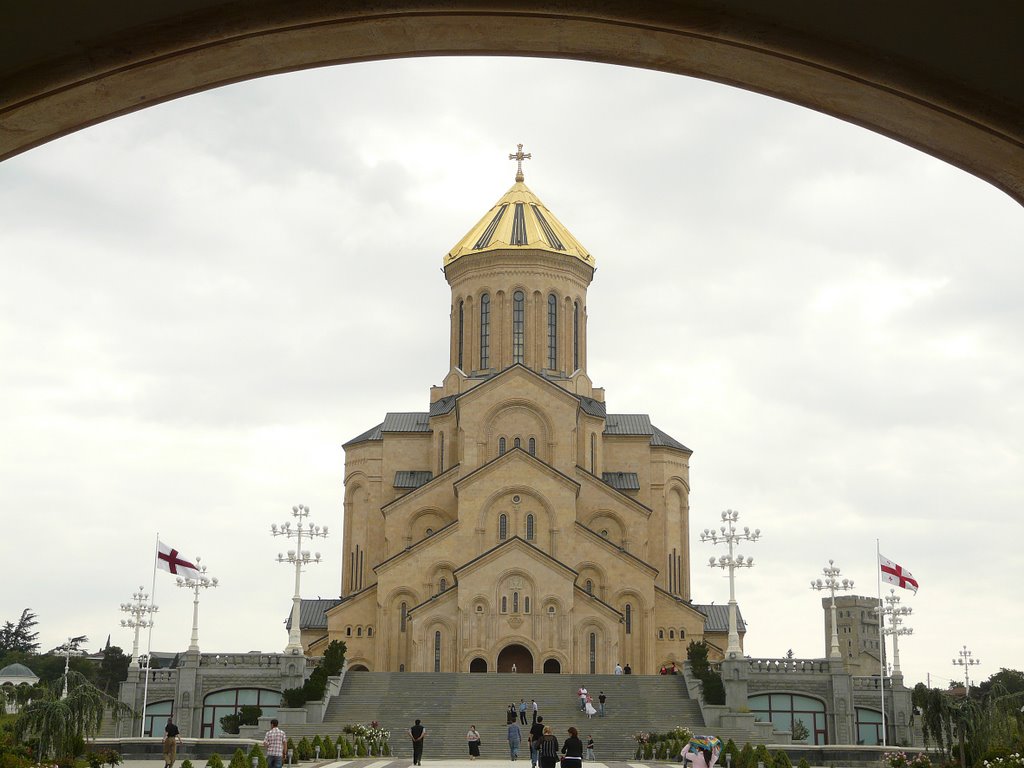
380 463 461 515
373 518 461 574
455 362 583 410
573 583 625 621
453 535 579 582
453 446 580 498
574 467 653 518
574 521 659 577
405 583 459 618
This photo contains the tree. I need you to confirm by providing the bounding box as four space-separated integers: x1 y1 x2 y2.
50 636 88 654
0 610 40 654
95 646 130 695
978 669 1024 701
14 670 134 766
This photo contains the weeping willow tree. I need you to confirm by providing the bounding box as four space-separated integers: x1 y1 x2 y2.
914 682 1024 766
14 670 134 765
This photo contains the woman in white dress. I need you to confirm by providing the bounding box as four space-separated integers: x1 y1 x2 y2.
584 694 597 718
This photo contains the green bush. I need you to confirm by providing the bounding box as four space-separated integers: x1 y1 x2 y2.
181 761 194 768
775 751 793 768
227 748 248 768
322 641 347 677
797 759 811 768
247 744 266 768
310 737 323 759
296 738 312 761
724 739 740 767
355 737 366 758
338 738 352 758
282 688 306 708
738 743 755 768
753 744 774 768
205 755 224 768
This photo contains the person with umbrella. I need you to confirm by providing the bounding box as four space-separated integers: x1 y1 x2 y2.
682 736 723 768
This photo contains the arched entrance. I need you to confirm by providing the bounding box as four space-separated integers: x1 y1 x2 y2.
497 644 533 673
470 657 487 673
543 658 561 674
348 664 369 672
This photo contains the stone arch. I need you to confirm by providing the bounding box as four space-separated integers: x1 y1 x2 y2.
576 619 610 674
543 658 561 674
469 657 488 673
428 560 457 593
483 399 553 461
422 617 457 672
585 510 625 546
479 487 555 550
408 507 451 542
346 659 371 671
575 561 607 599
496 638 538 673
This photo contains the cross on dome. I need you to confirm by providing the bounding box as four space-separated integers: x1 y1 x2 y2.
509 143 531 182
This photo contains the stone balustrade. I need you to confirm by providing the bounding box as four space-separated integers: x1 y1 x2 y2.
747 657 832 674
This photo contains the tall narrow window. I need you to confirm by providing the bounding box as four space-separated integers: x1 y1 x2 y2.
573 301 580 371
439 577 447 592
589 632 596 674
499 514 508 540
457 300 464 369
400 602 407 632
480 293 490 368
434 631 441 672
512 290 525 364
513 591 520 612
585 579 593 594
439 432 445 473
548 294 558 369
524 596 531 614
501 596 508 613
526 514 535 540
590 433 596 472
499 437 507 455
625 604 633 634
514 437 521 449
528 437 536 455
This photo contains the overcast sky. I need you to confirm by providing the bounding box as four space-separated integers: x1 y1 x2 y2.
1 57 1020 689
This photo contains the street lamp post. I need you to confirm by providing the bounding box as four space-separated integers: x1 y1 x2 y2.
272 504 328 655
952 644 981 696
880 589 913 675
175 557 219 653
57 638 85 699
120 586 158 669
811 560 854 661
701 509 761 658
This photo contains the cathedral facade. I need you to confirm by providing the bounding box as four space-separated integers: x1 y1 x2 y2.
307 157 741 673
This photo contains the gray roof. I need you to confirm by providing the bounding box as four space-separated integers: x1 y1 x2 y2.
578 395 606 417
429 395 457 416
693 603 746 633
343 422 382 447
602 471 640 491
285 598 343 631
0 662 37 679
650 424 691 452
381 412 431 432
604 413 654 435
394 471 433 489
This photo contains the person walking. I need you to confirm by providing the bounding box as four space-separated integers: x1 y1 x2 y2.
531 698 539 723
507 720 522 760
528 715 545 768
163 717 182 768
614 662 623 675
560 726 584 768
598 691 606 717
586 735 596 761
467 725 481 760
578 685 588 711
507 703 517 724
584 693 597 718
538 726 559 768
409 719 426 766
261 719 286 768
519 698 528 725
624 663 632 674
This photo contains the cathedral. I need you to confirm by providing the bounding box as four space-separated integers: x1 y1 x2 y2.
300 149 742 673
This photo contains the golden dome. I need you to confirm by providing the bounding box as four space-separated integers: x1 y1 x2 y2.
444 180 594 267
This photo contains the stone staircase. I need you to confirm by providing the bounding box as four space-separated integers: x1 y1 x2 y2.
284 672 705 760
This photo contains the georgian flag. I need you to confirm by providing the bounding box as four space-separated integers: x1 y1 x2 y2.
879 553 919 593
157 540 201 580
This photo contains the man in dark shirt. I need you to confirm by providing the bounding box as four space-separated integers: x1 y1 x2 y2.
528 715 545 767
598 691 606 716
409 719 426 766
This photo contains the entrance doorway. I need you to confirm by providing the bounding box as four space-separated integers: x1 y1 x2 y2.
543 658 561 674
470 657 488 673
497 644 533 673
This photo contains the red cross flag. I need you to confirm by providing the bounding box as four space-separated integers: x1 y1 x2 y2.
879 553 919 593
157 540 201 580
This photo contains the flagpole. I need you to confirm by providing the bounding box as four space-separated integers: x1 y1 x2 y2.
877 538 886 747
140 533 159 738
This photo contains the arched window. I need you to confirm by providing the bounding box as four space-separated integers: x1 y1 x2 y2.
357 626 362 636
512 290 525 364
439 577 447 592
457 300 465 369
573 300 580 370
526 514 535 540
499 437 507 455
499 514 508 540
680 629 685 639
514 437 521 449
659 629 665 640
625 603 632 634
480 293 490 368
748 694 827 745
439 432 445 473
513 591 520 612
201 688 281 738
501 595 508 613
669 629 675 639
548 293 558 368
346 626 352 637
400 602 407 633
585 579 593 594
434 631 441 672
367 626 373 637
524 596 531 613
589 632 597 674
528 437 536 455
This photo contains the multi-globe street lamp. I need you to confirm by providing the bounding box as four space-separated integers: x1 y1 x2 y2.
701 509 760 658
56 637 86 699
272 504 328 655
175 557 219 653
811 560 854 660
120 586 158 669
952 644 981 696
880 589 913 675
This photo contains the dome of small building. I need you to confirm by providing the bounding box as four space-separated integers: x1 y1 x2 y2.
0 662 38 680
